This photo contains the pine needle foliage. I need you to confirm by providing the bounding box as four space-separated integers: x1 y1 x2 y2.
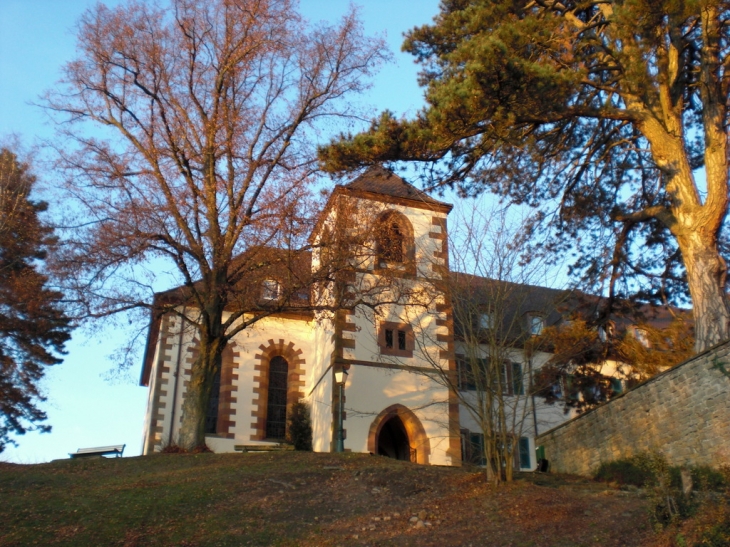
0 148 71 452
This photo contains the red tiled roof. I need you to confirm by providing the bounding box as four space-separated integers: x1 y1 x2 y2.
341 166 452 210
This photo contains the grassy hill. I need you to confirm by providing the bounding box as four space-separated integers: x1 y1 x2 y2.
1 451 659 546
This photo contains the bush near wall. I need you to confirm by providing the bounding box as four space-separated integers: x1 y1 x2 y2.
287 400 313 451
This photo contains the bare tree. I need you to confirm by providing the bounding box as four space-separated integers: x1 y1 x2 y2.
413 202 566 483
44 0 388 449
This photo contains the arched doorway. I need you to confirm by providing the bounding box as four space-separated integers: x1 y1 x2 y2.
368 404 431 464
377 415 411 461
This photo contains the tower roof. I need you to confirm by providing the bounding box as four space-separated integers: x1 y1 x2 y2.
340 166 452 211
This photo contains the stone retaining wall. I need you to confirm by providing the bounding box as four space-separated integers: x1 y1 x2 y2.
536 341 730 476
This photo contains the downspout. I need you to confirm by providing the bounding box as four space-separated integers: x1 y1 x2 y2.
528 356 539 438
168 307 186 446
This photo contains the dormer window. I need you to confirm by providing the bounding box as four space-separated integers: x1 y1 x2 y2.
632 327 650 348
598 322 615 342
528 314 544 336
261 279 281 301
294 286 309 303
479 313 494 330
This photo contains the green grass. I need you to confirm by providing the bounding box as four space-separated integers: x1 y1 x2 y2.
1 451 659 547
1 453 326 546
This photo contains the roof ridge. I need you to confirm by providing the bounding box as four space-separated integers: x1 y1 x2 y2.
341 165 451 208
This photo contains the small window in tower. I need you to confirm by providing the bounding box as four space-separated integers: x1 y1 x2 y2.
379 321 414 357
598 322 615 342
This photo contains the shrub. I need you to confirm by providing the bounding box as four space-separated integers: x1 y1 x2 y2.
594 458 653 487
688 466 727 492
287 400 312 451
701 518 730 547
596 457 728 492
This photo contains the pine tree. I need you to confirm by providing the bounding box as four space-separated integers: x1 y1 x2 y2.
0 148 71 452
320 0 730 353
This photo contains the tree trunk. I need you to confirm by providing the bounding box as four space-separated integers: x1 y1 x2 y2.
178 332 225 450
682 240 730 353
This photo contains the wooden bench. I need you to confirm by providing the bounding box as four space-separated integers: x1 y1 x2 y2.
69 444 125 459
234 444 294 453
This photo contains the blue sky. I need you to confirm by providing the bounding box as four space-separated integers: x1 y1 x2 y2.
0 0 442 463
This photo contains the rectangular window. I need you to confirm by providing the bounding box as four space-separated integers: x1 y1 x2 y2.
512 362 524 396
633 327 650 348
457 358 470 391
565 374 580 401
294 287 309 302
457 358 488 391
378 321 414 358
518 437 531 469
261 279 280 301
550 381 563 399
461 430 486 466
500 361 513 395
470 433 486 465
397 330 406 350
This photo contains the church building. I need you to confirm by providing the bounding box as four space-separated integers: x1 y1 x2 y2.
139 168 637 469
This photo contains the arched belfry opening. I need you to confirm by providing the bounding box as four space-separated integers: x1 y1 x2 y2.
375 211 414 268
368 404 431 464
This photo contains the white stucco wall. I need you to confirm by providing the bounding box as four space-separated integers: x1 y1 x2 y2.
308 312 336 453
342 364 454 465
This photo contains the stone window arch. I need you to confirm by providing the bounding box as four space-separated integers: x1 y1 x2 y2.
375 211 414 268
251 339 306 441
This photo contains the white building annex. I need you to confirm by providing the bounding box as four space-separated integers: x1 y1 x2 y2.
139 167 657 470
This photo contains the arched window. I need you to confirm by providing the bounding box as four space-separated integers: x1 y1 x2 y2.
266 356 289 439
379 221 404 263
375 211 413 267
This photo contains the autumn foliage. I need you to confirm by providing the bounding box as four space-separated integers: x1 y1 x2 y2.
534 314 693 412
